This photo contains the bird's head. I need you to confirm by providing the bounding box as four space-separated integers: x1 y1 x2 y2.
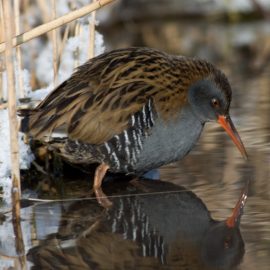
201 183 248 269
187 70 247 159
201 221 245 269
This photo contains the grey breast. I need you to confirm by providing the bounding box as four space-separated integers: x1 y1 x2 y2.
134 105 203 173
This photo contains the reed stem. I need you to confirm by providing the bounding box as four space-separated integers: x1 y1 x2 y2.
88 0 97 58
14 0 25 99
2 0 21 196
0 0 116 54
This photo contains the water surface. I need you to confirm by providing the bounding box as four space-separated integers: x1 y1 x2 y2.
1 17 270 270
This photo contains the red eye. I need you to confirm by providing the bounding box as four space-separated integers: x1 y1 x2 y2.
211 98 220 108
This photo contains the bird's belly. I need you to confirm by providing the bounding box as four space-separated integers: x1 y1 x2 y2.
134 109 203 173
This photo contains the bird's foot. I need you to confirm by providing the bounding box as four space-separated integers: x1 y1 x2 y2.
92 163 112 208
94 187 113 209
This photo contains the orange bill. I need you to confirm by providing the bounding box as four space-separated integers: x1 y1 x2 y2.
226 181 249 228
217 115 248 160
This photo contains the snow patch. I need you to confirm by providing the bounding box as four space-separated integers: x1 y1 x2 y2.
1 67 32 101
0 110 34 203
0 15 105 204
36 26 105 85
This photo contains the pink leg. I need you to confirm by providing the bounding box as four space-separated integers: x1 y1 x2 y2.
93 163 112 208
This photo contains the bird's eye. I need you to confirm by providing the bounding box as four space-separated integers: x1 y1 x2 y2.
211 98 220 108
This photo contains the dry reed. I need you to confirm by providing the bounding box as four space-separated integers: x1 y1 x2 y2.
89 0 97 58
2 3 26 267
0 0 4 102
58 23 70 62
0 0 117 191
51 0 59 85
74 21 81 68
14 0 25 99
0 1 116 268
0 58 4 103
0 0 116 53
2 0 21 194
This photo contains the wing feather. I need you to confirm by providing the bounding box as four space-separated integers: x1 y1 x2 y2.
21 48 194 144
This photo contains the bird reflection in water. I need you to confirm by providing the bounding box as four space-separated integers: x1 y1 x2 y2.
27 179 248 270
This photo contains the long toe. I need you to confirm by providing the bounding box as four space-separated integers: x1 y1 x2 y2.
94 187 113 208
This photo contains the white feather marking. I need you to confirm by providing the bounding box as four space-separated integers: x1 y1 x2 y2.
142 104 146 125
132 227 137 241
134 129 143 149
125 146 130 161
114 134 121 151
154 244 158 258
136 114 142 129
132 130 141 152
130 149 137 165
142 244 146 257
111 152 120 169
123 130 130 145
161 241 165 264
131 115 135 126
112 219 117 233
149 106 154 125
104 142 111 154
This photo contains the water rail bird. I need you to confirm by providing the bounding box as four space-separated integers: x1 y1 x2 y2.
19 47 247 207
27 179 248 269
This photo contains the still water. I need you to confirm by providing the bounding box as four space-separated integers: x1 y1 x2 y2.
1 18 270 269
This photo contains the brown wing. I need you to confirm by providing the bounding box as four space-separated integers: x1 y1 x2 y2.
22 48 202 144
22 49 170 144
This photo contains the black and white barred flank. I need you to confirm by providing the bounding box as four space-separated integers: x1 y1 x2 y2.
64 98 156 172
99 98 156 172
107 196 167 264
